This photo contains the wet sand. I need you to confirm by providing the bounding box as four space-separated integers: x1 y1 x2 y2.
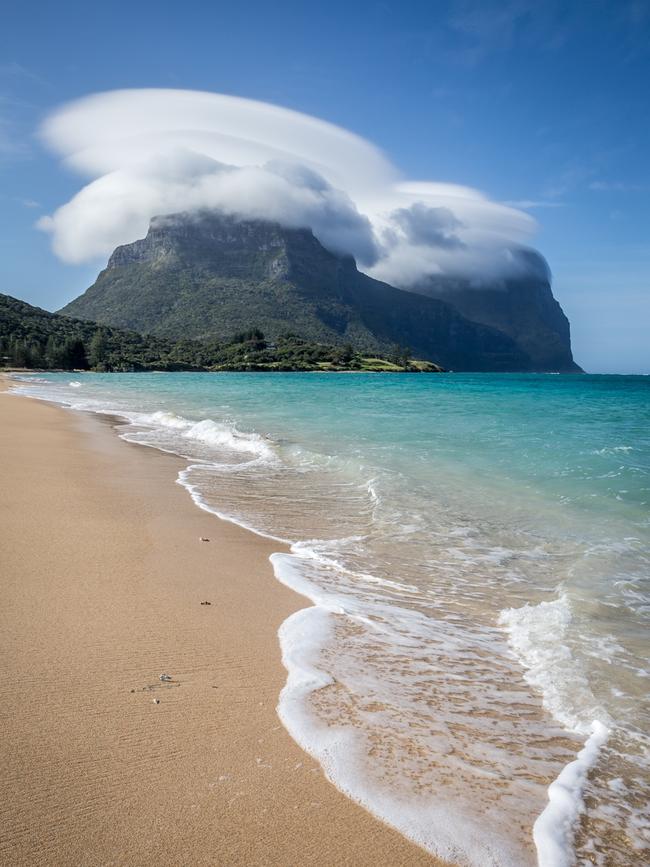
0 383 444 866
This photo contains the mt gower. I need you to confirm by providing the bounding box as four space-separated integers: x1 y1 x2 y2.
61 212 580 372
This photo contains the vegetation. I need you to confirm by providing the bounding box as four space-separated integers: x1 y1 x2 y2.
0 293 443 373
0 293 188 371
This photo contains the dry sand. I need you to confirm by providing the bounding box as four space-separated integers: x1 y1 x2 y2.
0 383 443 866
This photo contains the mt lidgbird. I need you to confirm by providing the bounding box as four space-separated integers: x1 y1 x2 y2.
61 212 580 372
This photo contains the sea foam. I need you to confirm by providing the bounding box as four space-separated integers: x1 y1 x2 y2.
131 410 276 460
533 721 609 867
272 549 532 866
500 595 610 865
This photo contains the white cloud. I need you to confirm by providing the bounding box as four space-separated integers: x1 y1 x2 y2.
38 88 539 286
589 180 647 193
361 180 537 286
37 151 379 265
502 199 565 209
41 89 395 193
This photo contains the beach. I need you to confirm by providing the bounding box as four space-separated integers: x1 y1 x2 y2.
0 382 441 867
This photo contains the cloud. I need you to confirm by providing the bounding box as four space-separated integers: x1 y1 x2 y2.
38 88 539 286
41 89 395 193
0 105 30 159
502 199 565 209
589 180 647 192
0 62 49 87
37 150 379 265
389 203 465 249
361 180 536 286
445 0 568 66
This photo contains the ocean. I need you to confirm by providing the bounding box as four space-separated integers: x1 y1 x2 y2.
12 371 649 866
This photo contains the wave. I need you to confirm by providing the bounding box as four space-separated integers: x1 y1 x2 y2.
499 595 611 864
499 593 607 733
273 549 531 866
533 721 609 867
129 409 276 461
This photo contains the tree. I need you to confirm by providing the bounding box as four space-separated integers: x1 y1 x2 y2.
28 341 44 368
89 329 108 369
45 335 61 368
60 337 88 370
391 344 412 371
11 339 27 367
231 328 266 350
341 343 355 363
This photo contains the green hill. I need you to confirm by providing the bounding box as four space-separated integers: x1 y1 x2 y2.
0 292 190 370
0 293 442 373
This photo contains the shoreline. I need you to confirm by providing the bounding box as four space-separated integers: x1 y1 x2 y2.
0 381 443 866
1 365 445 375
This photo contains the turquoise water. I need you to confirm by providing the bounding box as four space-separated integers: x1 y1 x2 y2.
14 372 650 866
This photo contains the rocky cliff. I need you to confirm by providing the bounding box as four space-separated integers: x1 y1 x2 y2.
410 249 580 372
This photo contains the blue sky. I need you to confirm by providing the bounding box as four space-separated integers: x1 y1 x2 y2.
1 0 648 373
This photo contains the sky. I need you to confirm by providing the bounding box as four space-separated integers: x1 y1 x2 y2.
1 0 648 373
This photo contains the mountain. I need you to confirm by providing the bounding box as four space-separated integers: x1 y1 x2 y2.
408 249 580 372
60 213 536 372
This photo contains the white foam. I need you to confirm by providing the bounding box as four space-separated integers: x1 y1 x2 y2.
132 410 276 460
272 550 531 867
533 721 609 867
500 596 611 865
176 464 289 544
141 409 190 429
499 594 604 733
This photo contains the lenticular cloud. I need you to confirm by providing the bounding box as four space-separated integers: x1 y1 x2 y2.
38 88 538 285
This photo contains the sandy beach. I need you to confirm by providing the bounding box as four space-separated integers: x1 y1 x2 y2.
0 382 442 866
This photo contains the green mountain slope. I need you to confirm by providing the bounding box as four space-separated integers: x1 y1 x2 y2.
0 293 444 372
0 292 186 369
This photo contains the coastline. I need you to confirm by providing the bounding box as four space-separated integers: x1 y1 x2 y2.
0 382 443 866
